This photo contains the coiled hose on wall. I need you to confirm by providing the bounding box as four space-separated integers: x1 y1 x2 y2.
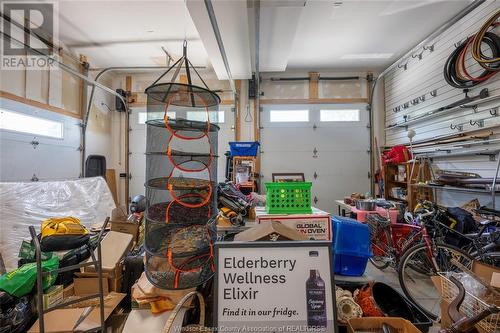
444 10 500 89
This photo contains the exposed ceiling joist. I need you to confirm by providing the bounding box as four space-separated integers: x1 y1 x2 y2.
187 0 252 80
257 0 305 72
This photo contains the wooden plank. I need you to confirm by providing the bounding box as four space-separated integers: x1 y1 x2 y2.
309 72 319 100
0 90 82 119
235 80 241 141
106 169 118 205
128 99 234 107
259 98 369 105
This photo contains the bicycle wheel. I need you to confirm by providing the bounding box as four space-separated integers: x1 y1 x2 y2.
369 226 392 270
398 242 473 320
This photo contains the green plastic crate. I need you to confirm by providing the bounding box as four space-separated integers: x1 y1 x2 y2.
265 182 312 214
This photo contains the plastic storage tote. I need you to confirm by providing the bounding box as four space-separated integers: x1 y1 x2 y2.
331 216 372 276
265 182 312 214
229 141 260 156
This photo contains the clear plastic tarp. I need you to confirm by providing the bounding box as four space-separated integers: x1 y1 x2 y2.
0 177 116 270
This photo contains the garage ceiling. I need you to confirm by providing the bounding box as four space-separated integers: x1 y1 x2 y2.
52 0 474 73
265 0 474 71
58 0 207 68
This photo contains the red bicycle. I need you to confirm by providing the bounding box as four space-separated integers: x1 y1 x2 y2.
368 203 474 320
367 213 423 270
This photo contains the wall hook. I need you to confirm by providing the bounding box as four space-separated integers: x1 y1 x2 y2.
419 95 426 102
423 44 435 52
450 123 463 131
430 89 438 97
469 119 484 128
411 52 423 60
397 62 408 71
490 107 498 116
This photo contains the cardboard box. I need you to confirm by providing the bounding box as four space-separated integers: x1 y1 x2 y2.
63 283 74 298
347 317 421 333
74 277 109 296
109 275 122 293
234 220 309 241
84 231 131 276
255 206 331 240
28 292 126 333
111 221 139 243
42 285 63 310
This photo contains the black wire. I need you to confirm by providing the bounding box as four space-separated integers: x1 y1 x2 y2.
444 32 500 89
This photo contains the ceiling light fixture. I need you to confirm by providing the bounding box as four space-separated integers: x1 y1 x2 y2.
341 53 394 60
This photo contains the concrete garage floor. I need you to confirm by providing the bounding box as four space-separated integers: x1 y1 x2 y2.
341 262 442 333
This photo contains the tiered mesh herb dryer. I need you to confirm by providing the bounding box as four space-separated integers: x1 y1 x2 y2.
144 42 220 289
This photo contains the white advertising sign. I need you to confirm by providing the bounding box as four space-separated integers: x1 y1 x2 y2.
215 241 337 333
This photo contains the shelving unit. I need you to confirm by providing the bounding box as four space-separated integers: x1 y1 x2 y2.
232 156 256 193
413 151 500 209
29 218 110 333
384 161 433 210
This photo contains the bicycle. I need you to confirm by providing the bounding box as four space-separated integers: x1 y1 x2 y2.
397 204 474 320
367 212 423 270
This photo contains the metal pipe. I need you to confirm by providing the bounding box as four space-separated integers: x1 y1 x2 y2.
0 12 81 64
89 65 206 71
0 32 127 104
29 226 44 333
269 76 360 81
1 31 131 206
80 61 89 177
254 0 261 190
204 0 236 94
492 153 500 209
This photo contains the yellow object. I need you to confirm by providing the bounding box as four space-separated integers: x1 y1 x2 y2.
220 207 237 219
41 217 89 239
150 297 175 314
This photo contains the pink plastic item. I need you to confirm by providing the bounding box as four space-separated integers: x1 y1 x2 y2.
351 206 398 224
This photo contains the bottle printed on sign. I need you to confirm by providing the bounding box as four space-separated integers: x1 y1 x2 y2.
305 269 327 328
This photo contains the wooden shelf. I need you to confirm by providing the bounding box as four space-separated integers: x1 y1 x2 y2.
383 160 433 210
388 196 408 202
387 180 408 186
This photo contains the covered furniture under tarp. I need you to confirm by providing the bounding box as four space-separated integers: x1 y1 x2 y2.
0 177 116 270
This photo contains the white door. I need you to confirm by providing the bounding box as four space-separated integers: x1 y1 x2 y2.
129 106 234 197
261 104 370 214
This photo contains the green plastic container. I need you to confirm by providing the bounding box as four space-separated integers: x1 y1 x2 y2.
265 182 312 214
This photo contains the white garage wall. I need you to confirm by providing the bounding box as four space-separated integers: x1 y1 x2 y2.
384 0 500 207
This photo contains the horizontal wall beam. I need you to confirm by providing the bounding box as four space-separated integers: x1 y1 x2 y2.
0 91 82 119
259 98 369 105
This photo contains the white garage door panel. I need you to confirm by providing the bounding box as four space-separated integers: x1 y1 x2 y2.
0 98 81 181
261 104 369 215
261 151 368 178
1 140 80 181
312 175 369 213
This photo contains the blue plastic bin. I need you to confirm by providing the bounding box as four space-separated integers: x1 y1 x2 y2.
229 141 260 156
331 216 372 276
